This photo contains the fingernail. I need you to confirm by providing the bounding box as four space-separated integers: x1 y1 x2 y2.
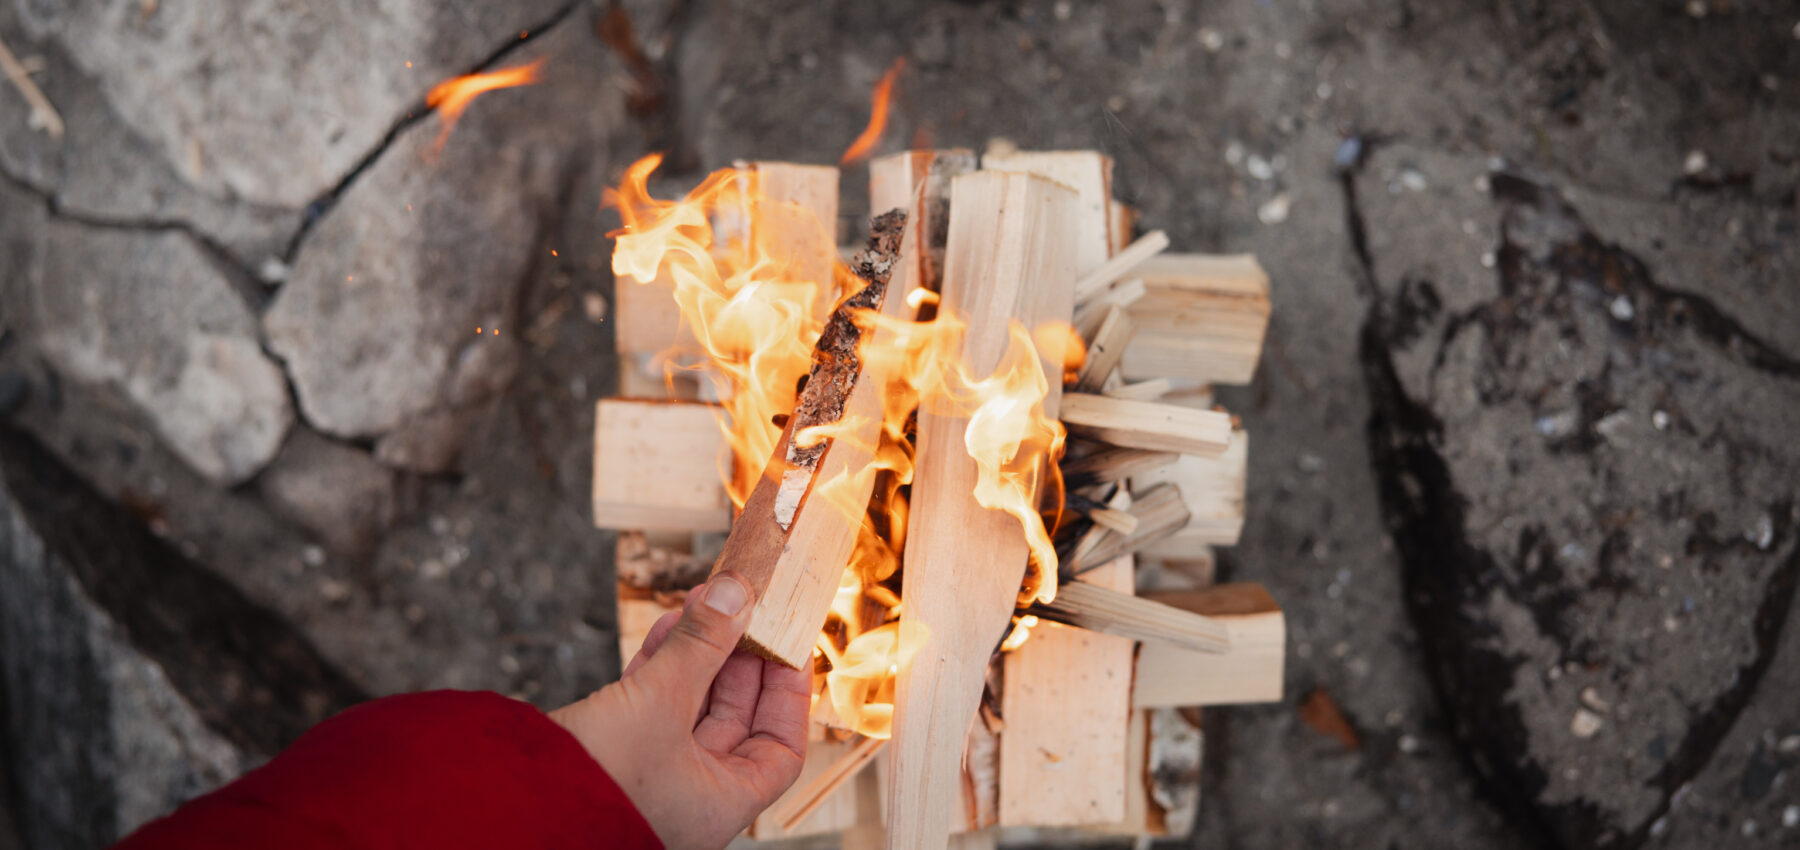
704 575 748 616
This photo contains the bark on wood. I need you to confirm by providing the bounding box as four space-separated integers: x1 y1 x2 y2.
710 210 909 668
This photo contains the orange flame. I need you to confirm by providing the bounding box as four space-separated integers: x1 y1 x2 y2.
840 59 905 165
426 58 546 153
607 155 1069 735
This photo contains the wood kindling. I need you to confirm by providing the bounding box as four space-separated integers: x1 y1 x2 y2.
1104 377 1173 401
767 735 888 833
885 170 1080 850
1120 252 1270 385
1072 483 1192 571
707 211 910 668
1072 277 1146 338
1073 304 1136 393
1073 229 1170 302
1026 581 1232 654
591 399 732 533
1060 393 1232 457
1132 428 1248 547
1061 446 1179 489
997 553 1136 827
1133 583 1285 708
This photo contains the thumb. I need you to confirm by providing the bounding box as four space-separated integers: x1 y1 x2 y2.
636 572 754 717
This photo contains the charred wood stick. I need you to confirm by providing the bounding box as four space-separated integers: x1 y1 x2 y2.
1061 446 1179 489
1072 483 1190 571
1026 581 1231 654
1066 492 1139 535
709 210 909 668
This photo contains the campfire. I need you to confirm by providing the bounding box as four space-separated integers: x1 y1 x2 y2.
592 71 1284 848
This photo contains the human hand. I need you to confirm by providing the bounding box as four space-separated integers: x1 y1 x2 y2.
550 572 810 849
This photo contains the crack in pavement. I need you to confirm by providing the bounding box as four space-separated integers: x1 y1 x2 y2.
277 0 583 265
0 165 269 308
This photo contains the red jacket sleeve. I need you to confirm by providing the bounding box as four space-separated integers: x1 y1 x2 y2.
114 690 662 850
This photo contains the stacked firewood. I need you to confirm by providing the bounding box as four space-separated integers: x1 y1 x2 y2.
594 149 1281 848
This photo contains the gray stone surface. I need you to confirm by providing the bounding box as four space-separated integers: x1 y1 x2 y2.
0 423 366 847
260 427 398 558
265 16 624 453
8 0 569 209
1 433 243 849
13 216 292 484
1365 168 1799 848
0 3 299 267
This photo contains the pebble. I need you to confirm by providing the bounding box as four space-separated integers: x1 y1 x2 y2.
420 558 447 580
1316 82 1333 101
301 545 326 567
1609 295 1635 321
319 578 350 602
1741 820 1757 837
1198 27 1224 52
1274 41 1292 60
583 292 608 323
1571 709 1604 738
1778 734 1800 754
257 257 292 285
1580 687 1611 713
429 514 451 535
1535 410 1578 438
1257 193 1291 224
1224 140 1246 166
1246 154 1274 181
1399 734 1421 753
1399 169 1428 192
1652 410 1670 431
1480 251 1496 268
1595 411 1632 444
1784 805 1798 828
1473 174 1492 193
404 603 426 624
1334 137 1363 172
498 653 521 675
1684 150 1709 175
1750 513 1775 550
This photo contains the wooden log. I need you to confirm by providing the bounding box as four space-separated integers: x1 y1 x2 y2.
1072 304 1134 393
886 171 1080 850
1072 230 1169 303
1027 580 1231 654
709 211 910 668
1059 393 1232 457
1131 429 1248 548
1072 483 1192 570
1120 253 1270 385
1132 583 1285 708
998 554 1136 827
592 399 731 533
